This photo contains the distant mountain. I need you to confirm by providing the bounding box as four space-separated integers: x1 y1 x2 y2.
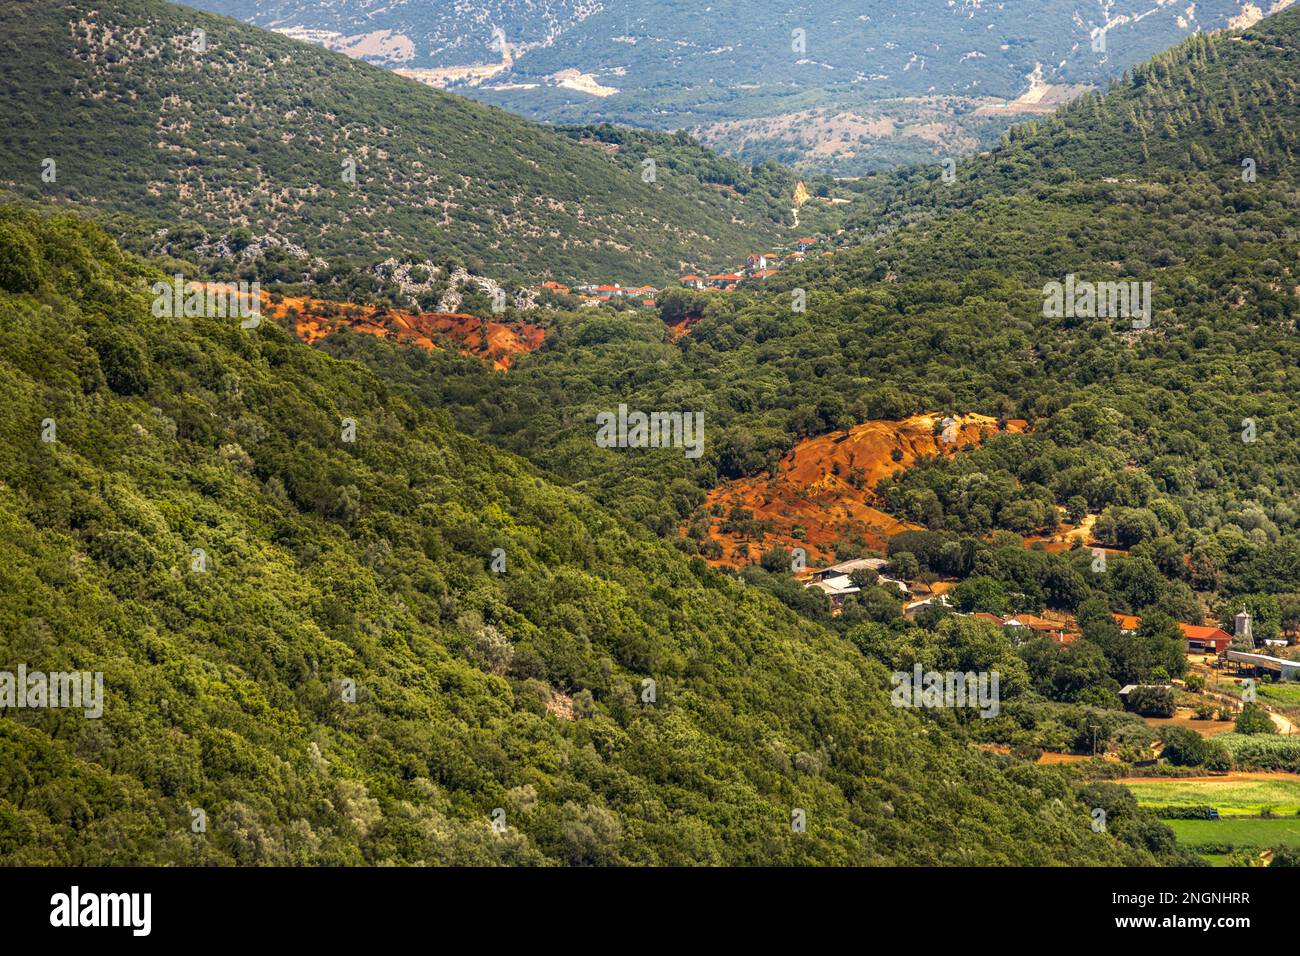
189 0 1297 172
0 0 838 286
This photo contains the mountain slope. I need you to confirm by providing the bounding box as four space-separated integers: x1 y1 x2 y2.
0 0 824 286
0 206 1156 865
264 10 1300 796
190 0 1297 172
325 9 1300 624
835 11 1300 237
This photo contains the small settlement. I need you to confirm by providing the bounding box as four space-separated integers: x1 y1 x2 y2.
801 556 1285 671
534 237 822 306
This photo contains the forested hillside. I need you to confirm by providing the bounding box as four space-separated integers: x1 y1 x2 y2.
0 207 1168 865
385 11 1300 565
838 17 1300 236
307 10 1300 757
0 0 830 285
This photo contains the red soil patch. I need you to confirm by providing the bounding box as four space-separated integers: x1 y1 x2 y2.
260 293 545 371
693 413 1026 568
665 316 698 341
1036 751 1122 764
1141 709 1238 738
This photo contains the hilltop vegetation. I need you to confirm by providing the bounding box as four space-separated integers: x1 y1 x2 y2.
836 18 1300 236
0 0 833 286
387 11 1300 584
4 0 1300 870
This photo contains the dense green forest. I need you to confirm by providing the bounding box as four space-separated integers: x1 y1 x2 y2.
0 0 842 286
0 207 1180 865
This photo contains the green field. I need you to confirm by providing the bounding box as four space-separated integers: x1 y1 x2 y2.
1257 684 1300 709
1167 818 1300 852
1124 778 1300 817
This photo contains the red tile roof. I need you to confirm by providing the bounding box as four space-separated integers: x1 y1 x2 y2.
1179 623 1232 643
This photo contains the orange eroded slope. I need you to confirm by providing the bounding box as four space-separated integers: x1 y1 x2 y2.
259 293 545 371
696 413 1027 568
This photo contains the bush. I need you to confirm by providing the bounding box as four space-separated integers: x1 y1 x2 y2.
0 222 42 293
1160 726 1231 770
1235 703 1278 735
1126 685 1175 717
87 326 151 395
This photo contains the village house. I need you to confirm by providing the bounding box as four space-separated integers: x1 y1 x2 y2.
809 557 888 581
794 237 817 252
745 253 780 273
974 612 1080 645
1181 623 1234 655
747 269 779 282
804 558 911 610
806 574 860 610
905 593 953 617
705 273 743 290
536 280 571 296
1111 613 1141 634
678 275 706 290
1110 610 1244 655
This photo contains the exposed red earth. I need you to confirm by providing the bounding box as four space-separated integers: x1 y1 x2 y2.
664 315 699 341
694 413 1027 568
258 292 546 371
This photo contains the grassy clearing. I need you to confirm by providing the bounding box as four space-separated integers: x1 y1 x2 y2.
1167 817 1300 851
1124 777 1300 816
1257 683 1300 709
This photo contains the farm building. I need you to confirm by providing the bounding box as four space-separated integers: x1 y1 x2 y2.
1180 623 1233 655
1110 611 1243 655
1223 650 1300 680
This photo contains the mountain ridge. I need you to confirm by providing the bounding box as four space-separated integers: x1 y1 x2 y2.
189 0 1298 173
0 0 839 286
